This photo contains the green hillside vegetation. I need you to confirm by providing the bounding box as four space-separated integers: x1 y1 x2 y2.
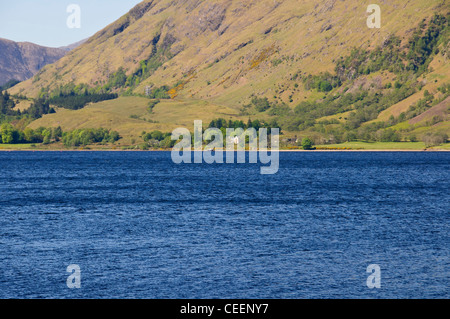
1 91 55 122
3 0 449 150
264 13 450 143
62 128 120 147
48 92 118 110
26 96 254 146
0 123 121 147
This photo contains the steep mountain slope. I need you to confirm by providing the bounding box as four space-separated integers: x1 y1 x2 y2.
12 0 447 100
58 39 88 52
0 38 66 86
7 0 450 146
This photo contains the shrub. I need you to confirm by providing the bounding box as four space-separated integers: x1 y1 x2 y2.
251 97 272 112
302 137 314 150
422 132 448 147
62 128 121 147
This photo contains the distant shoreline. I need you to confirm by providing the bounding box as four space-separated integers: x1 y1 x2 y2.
2 141 448 152
0 148 448 152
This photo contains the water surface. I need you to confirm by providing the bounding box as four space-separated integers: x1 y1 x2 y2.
0 151 448 298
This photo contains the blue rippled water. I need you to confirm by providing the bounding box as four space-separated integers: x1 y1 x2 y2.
0 151 448 298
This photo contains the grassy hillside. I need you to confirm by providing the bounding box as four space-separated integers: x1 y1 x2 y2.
27 96 248 144
11 0 447 98
4 0 449 149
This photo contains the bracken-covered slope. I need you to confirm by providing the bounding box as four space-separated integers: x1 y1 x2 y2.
0 38 66 86
10 0 450 145
12 0 447 100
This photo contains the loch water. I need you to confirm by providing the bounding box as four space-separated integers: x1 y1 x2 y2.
0 151 448 298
